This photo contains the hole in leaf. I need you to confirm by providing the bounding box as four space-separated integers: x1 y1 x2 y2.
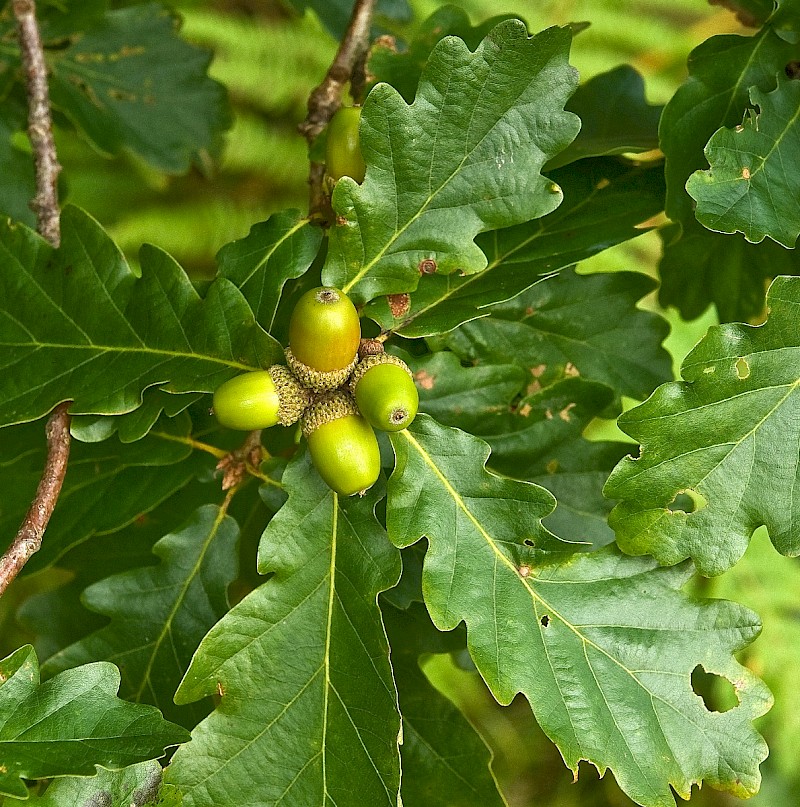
667 489 707 514
691 665 739 712
540 614 550 627
735 357 750 379
523 539 535 547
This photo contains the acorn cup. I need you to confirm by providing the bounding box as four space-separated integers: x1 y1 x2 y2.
287 286 361 392
302 390 381 496
350 353 419 432
212 365 312 431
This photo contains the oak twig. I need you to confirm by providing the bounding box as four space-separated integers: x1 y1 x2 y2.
299 0 376 216
0 0 70 597
13 0 62 246
0 404 71 597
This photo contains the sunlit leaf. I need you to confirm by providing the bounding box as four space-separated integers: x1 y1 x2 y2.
322 20 580 304
166 453 401 807
388 418 771 807
605 276 800 576
364 160 665 337
687 74 800 248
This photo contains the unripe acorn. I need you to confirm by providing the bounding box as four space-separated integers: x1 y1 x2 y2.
350 353 419 432
302 390 380 496
213 366 312 430
287 286 361 391
325 106 366 183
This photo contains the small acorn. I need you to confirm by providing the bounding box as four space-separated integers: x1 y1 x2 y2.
350 353 418 432
302 390 380 496
325 106 366 183
213 366 312 430
287 286 361 391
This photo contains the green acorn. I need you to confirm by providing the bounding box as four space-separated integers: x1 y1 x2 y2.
213 366 312 431
325 106 366 183
302 390 380 496
350 353 418 432
287 286 361 391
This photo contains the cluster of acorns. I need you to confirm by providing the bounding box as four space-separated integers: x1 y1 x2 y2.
212 286 418 496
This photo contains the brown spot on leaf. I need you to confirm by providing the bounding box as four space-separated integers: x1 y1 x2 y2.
558 403 576 422
546 459 559 474
530 364 547 378
414 369 435 390
544 409 553 420
419 258 437 275
564 362 579 377
786 61 800 79
518 402 532 417
595 177 611 190
742 167 751 180
526 379 542 396
387 293 410 318
518 565 531 578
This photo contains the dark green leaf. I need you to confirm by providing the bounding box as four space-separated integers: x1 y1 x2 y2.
387 423 771 805
687 73 800 247
0 98 36 226
17 476 224 662
70 389 202 444
0 413 211 573
42 504 240 729
368 5 517 103
446 268 671 402
388 415 566 556
658 220 799 322
414 370 625 548
322 21 580 304
365 159 666 337
605 276 800 576
165 452 401 807
216 209 322 333
19 761 177 807
0 205 281 428
0 645 188 799
660 27 796 227
412 350 528 435
546 66 662 170
47 4 230 172
384 602 507 807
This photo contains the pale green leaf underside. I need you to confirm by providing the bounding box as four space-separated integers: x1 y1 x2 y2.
322 20 580 304
687 75 800 247
42 505 240 728
166 454 401 807
605 275 800 576
0 205 280 429
388 417 771 807
0 646 188 799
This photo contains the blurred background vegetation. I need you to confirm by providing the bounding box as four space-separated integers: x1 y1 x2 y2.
12 0 800 804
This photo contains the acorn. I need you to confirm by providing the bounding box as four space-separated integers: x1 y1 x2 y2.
350 353 418 432
213 366 312 430
325 106 366 183
287 286 361 391
302 390 380 496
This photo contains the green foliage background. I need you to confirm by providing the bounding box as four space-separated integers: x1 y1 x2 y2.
1 1 798 805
